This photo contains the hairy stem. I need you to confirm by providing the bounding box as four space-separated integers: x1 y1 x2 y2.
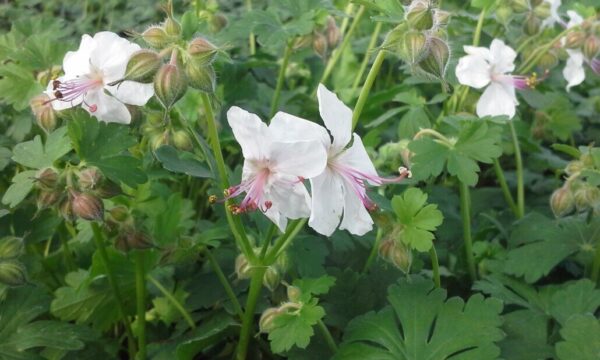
429 246 441 288
147 274 196 329
205 249 244 320
135 251 146 360
269 42 293 118
508 121 525 218
352 50 386 129
458 183 477 281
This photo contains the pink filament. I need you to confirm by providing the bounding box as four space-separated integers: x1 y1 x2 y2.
47 77 102 110
224 168 272 213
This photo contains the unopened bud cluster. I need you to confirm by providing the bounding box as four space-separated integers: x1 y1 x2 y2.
0 236 26 287
550 149 600 217
103 205 154 252
383 0 450 83
142 112 194 151
293 16 341 59
375 140 412 173
235 248 289 291
259 284 305 334
378 225 413 273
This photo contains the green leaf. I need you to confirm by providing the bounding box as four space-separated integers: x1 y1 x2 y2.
293 276 336 302
499 309 554 360
391 188 443 252
9 321 94 351
336 276 504 360
11 127 72 169
155 145 212 178
175 312 238 359
0 63 42 110
555 314 600 360
1 170 36 208
268 299 326 353
152 285 190 325
551 144 581 159
180 11 199 40
288 235 329 277
0 147 11 171
471 0 495 9
398 107 430 139
549 279 600 326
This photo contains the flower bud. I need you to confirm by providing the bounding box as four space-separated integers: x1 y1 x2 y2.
524 14 541 36
142 26 171 48
70 190 104 221
235 253 253 280
565 160 583 175
151 130 170 151
510 0 529 12
574 185 600 212
59 198 75 221
406 1 434 30
121 50 162 84
383 23 409 51
95 180 123 199
109 206 130 222
30 94 57 132
496 6 513 25
312 32 328 58
115 231 153 252
163 17 182 37
580 153 594 167
210 13 228 32
416 37 449 80
263 266 281 292
0 260 27 286
287 285 302 302
154 63 188 109
434 10 451 26
78 167 103 190
36 190 62 210
325 17 341 48
583 36 600 59
398 31 429 64
185 62 216 93
0 237 24 259
389 241 413 274
187 37 218 66
259 307 282 333
533 2 551 19
550 185 575 217
293 35 313 50
565 31 586 49
35 167 59 190
171 129 193 151
537 51 559 69
275 251 289 272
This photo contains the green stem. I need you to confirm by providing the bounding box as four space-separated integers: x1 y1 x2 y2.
317 319 338 354
429 246 441 288
135 251 146 360
517 27 573 74
473 9 487 47
265 219 306 264
260 224 277 258
236 266 267 360
245 0 256 55
269 42 293 118
205 249 244 320
90 222 136 357
338 3 355 36
458 183 477 281
352 50 386 130
509 121 525 218
147 275 196 329
591 242 600 284
493 158 519 217
351 21 383 97
200 93 256 262
319 5 366 87
362 227 383 273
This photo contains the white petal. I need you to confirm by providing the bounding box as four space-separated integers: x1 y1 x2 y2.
339 178 374 236
463 45 490 60
84 90 131 124
269 111 331 148
227 106 270 160
106 81 154 106
566 10 583 28
336 134 378 184
476 81 517 119
541 0 562 28
269 140 327 179
45 76 82 110
489 39 516 74
563 50 585 91
268 177 311 219
63 34 95 77
317 84 352 152
308 169 344 236
455 54 491 89
89 32 141 82
262 202 288 232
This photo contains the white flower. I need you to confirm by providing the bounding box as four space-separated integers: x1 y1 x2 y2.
225 106 328 232
541 0 564 28
269 84 411 236
562 11 585 91
45 31 154 124
455 39 535 119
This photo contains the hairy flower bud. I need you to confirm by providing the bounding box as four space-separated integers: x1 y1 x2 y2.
36 190 62 210
259 307 282 333
263 266 281 292
293 35 313 50
0 260 27 286
235 253 252 280
163 17 182 37
151 130 170 151
383 23 409 51
154 63 188 109
35 167 59 190
78 167 103 190
434 10 450 26
565 160 583 175
534 2 551 19
550 185 575 217
187 37 218 66
379 237 412 273
416 37 449 80
185 62 216 93
496 6 513 25
59 198 75 221
210 13 228 32
565 31 586 49
406 1 434 30
115 231 153 252
312 32 328 58
398 31 429 64
325 17 341 48
574 185 600 212
95 180 122 199
70 190 104 221
0 237 24 259
583 36 600 59
142 26 170 48
109 206 130 222
171 129 193 151
524 14 541 36
30 94 57 132
287 285 302 302
121 50 162 84
537 51 559 69
510 0 529 12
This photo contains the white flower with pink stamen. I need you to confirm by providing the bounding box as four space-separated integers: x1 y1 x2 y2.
225 106 327 232
45 31 154 124
269 84 411 236
455 39 538 119
562 11 585 91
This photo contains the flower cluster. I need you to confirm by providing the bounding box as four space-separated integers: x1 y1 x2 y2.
222 84 411 236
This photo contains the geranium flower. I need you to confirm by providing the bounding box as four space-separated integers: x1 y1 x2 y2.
269 84 411 236
224 106 327 232
562 11 585 91
45 31 154 124
541 0 564 28
455 39 537 119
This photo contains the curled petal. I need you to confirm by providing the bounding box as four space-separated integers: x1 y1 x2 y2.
317 84 352 152
563 50 585 91
476 81 517 119
227 106 271 160
308 169 345 236
489 39 516 74
63 34 95 77
106 81 154 106
84 90 131 124
456 54 491 89
339 177 374 236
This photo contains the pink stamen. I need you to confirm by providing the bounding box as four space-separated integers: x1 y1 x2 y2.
222 168 273 214
591 58 600 75
45 76 102 111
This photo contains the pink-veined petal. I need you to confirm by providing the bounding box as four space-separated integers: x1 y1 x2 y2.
476 81 517 119
89 32 141 83
455 54 492 89
84 89 131 124
269 140 327 179
336 134 378 184
106 81 154 106
268 177 312 220
489 39 516 74
317 84 352 152
227 106 270 160
262 201 288 232
308 169 344 236
339 178 374 236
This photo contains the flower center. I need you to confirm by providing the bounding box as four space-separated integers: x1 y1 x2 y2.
47 71 104 112
223 166 273 214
